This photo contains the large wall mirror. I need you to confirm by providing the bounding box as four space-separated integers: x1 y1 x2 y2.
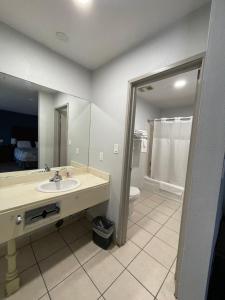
0 73 91 173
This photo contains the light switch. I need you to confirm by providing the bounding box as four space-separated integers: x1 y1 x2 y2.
114 144 119 154
76 147 80 154
99 152 104 161
68 139 72 145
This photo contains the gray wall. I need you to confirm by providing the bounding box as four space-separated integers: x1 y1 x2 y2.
54 93 91 166
131 97 160 188
39 92 91 168
0 21 91 100
177 0 225 298
90 5 210 230
160 105 193 118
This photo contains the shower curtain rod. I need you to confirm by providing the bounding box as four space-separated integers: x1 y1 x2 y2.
147 116 193 122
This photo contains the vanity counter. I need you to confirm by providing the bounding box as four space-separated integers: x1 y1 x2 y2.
0 166 110 245
0 172 108 214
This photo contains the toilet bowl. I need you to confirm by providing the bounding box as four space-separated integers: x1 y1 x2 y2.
129 186 141 216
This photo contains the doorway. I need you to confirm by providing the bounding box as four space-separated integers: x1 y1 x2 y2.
118 54 204 297
54 105 68 167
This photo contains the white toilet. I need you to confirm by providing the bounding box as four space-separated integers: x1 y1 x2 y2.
129 186 141 216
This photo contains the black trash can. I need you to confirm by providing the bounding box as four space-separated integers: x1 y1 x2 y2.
92 216 114 250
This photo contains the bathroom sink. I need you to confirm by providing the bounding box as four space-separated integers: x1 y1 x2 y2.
37 179 80 193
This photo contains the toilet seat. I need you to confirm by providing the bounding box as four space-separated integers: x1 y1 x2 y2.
129 186 140 216
130 186 140 199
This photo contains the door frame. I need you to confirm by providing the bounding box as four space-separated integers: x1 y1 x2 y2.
117 53 205 247
54 103 69 166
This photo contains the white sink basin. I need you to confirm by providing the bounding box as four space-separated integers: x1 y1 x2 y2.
37 179 80 193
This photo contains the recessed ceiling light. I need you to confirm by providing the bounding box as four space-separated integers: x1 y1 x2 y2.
56 32 69 42
78 0 92 4
74 0 93 8
174 79 187 89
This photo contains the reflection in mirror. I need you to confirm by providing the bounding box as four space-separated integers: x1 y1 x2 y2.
0 73 91 173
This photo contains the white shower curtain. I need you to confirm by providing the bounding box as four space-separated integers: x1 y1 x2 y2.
151 118 192 187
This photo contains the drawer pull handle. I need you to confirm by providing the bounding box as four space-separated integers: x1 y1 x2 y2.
16 215 23 225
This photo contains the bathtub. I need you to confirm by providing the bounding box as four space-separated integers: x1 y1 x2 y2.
143 176 184 201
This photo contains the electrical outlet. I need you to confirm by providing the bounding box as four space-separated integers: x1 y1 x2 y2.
114 144 119 154
76 147 80 154
99 152 104 161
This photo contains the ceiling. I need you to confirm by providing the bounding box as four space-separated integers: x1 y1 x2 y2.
0 73 55 115
0 0 209 70
137 69 198 109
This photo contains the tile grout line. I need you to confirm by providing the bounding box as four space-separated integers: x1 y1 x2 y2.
121 192 181 298
58 229 104 298
30 241 52 300
155 256 177 299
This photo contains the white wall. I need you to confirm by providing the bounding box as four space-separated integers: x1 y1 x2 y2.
90 5 210 230
160 105 193 118
177 0 225 299
0 22 91 100
38 92 54 168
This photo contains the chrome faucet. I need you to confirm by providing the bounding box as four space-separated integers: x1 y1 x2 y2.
45 164 51 172
50 171 62 182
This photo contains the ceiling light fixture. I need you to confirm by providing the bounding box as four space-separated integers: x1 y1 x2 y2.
75 0 93 8
78 0 91 4
174 79 187 89
56 32 69 42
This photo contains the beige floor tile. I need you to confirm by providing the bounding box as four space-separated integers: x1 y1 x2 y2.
127 219 134 228
0 265 47 300
137 217 162 235
163 200 181 210
39 294 50 300
149 194 165 205
156 227 179 249
50 267 100 300
127 224 153 248
165 218 181 234
157 272 176 300
78 217 92 230
32 232 66 261
141 198 159 209
147 210 169 225
144 237 177 269
128 251 168 296
70 233 102 265
59 220 89 244
110 240 141 267
134 203 152 215
104 270 154 300
155 205 175 217
0 245 36 284
170 260 177 274
16 235 31 249
172 210 182 221
83 250 124 293
30 225 56 242
140 190 153 201
128 211 144 223
39 246 80 290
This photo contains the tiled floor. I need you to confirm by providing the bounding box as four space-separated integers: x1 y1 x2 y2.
0 191 182 300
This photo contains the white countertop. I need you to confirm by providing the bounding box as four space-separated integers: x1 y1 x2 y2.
0 169 109 214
